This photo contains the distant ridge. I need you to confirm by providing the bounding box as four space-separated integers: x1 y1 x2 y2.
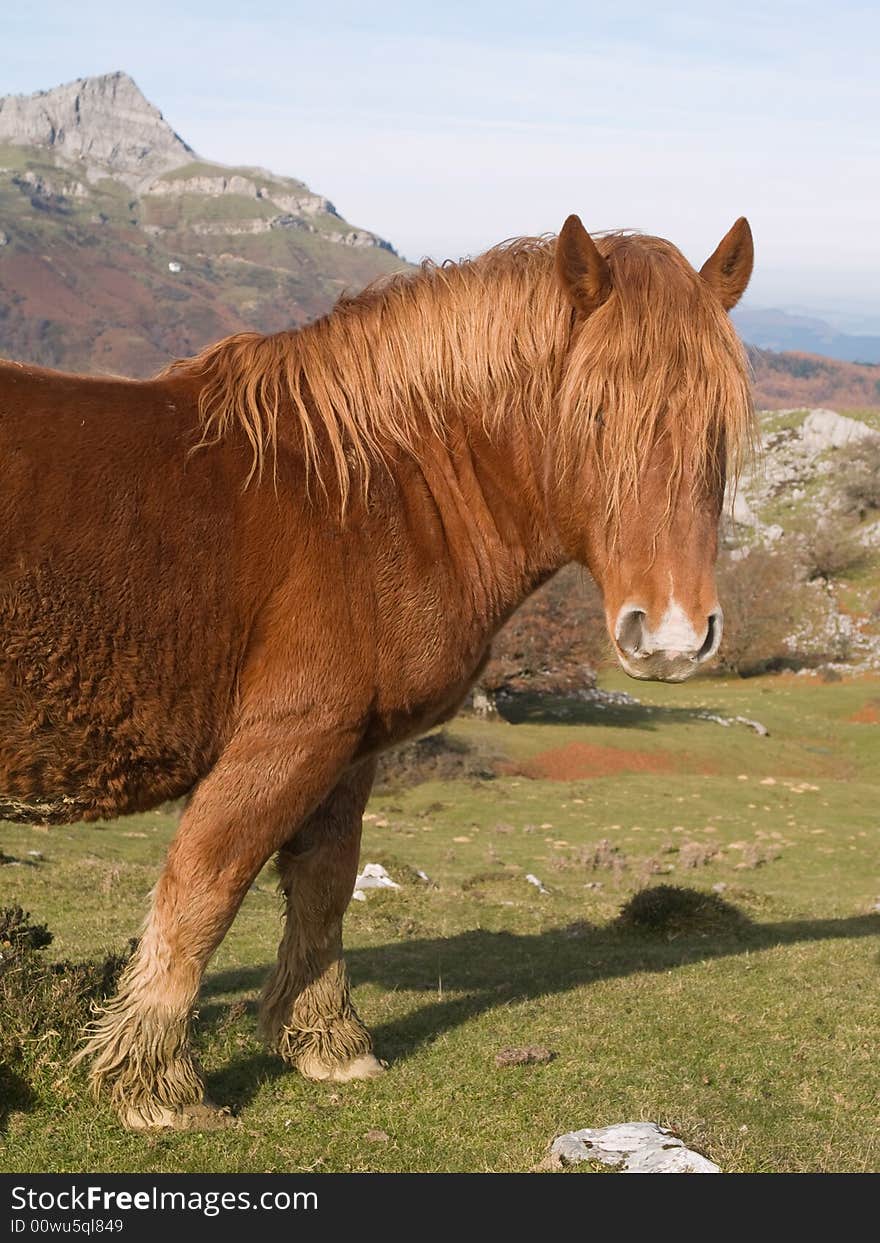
735 305 880 366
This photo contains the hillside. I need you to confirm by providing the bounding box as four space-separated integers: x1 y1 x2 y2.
724 406 880 670
0 72 407 376
748 346 880 411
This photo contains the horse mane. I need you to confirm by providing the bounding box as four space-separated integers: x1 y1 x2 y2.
161 231 754 521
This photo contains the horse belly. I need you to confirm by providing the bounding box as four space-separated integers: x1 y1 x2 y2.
0 365 255 825
0 562 227 825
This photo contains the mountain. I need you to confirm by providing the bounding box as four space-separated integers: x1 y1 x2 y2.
734 306 880 366
748 346 880 411
0 72 407 376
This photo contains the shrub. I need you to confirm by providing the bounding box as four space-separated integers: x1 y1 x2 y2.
0 907 130 1097
479 565 606 698
374 730 503 792
715 544 804 675
615 885 749 936
837 437 880 518
715 540 852 675
797 520 865 582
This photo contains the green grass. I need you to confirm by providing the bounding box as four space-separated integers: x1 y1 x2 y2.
0 144 43 173
155 161 310 195
1 673 878 1173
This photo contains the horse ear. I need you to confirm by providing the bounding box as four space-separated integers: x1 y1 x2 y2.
556 215 612 317
700 217 753 311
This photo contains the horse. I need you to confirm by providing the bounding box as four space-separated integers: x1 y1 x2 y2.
0 214 754 1128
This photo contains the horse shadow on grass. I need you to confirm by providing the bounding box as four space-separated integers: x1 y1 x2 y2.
494 692 735 731
203 904 880 1111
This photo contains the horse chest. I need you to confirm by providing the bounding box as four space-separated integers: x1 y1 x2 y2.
364 642 489 754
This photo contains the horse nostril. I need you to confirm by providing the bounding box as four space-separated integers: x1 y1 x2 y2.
616 608 647 656
696 610 723 662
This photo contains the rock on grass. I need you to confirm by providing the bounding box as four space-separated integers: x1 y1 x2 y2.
551 1122 720 1173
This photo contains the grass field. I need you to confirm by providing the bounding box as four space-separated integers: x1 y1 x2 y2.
1 671 878 1173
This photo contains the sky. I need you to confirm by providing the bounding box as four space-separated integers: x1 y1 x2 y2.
4 2 879 326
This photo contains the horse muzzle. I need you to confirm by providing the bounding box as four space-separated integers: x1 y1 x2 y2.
613 603 723 683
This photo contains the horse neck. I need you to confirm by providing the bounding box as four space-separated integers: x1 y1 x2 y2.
363 286 576 618
379 389 571 633
285 256 577 617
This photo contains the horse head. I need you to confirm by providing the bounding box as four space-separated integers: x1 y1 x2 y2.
552 215 754 682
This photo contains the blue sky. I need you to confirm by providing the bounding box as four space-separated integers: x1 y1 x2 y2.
4 2 878 322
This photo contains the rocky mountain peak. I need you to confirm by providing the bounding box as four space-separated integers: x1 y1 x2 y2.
0 71 194 182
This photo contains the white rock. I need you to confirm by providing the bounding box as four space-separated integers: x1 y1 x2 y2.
698 712 769 736
800 409 878 453
353 862 400 900
552 1122 720 1173
730 488 758 526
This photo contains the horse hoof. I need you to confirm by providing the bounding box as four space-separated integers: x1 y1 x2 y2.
298 1051 386 1083
121 1100 237 1132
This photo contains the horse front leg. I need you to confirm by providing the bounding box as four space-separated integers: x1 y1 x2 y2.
259 759 382 1082
77 724 356 1130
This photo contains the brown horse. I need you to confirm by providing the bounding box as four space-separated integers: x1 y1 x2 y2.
0 215 753 1128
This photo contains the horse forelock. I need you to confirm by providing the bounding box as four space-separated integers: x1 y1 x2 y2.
557 233 755 529
161 231 754 519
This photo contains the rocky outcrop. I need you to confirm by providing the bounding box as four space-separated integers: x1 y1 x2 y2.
147 174 265 199
146 175 337 220
800 408 879 453
270 191 336 217
145 170 396 251
338 228 396 252
723 407 880 672
0 71 194 184
728 407 880 533
12 170 89 199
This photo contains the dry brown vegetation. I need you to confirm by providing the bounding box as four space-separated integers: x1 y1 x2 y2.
479 565 606 699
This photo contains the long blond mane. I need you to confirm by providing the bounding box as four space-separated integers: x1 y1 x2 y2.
162 232 754 520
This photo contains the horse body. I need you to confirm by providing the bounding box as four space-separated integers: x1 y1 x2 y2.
0 217 754 1127
1 340 571 820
